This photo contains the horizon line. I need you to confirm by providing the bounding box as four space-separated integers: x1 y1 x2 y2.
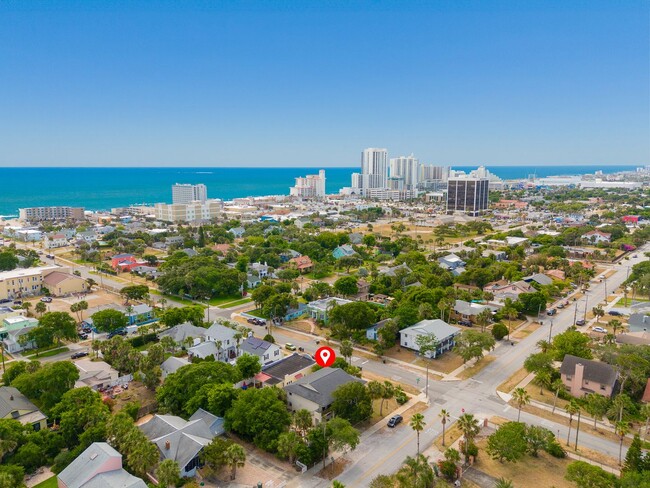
0 163 644 169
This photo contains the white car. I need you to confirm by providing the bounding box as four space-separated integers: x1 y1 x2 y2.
592 326 607 334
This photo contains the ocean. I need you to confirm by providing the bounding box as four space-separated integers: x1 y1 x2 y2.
0 165 639 216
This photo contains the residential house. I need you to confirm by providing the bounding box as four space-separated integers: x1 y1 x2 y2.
158 322 208 347
627 312 650 333
139 409 224 477
348 233 363 245
583 230 611 244
250 262 272 279
131 265 160 279
284 367 365 422
44 233 68 249
181 248 198 257
452 300 493 324
485 280 535 303
307 297 353 324
332 244 357 259
187 341 221 360
545 269 566 281
239 336 282 366
43 271 89 297
57 442 147 488
355 279 370 301
366 318 393 341
438 254 466 275
522 273 553 286
229 227 246 238
74 359 120 390
280 249 301 263
399 320 461 358
161 356 191 379
75 230 96 243
0 386 47 430
482 249 507 261
110 254 140 272
125 304 154 326
212 243 232 254
378 263 412 277
246 273 262 289
0 316 38 353
203 322 238 360
560 354 618 398
284 303 308 321
257 353 315 387
616 331 650 346
289 255 313 274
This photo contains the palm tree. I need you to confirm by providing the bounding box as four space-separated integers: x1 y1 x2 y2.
439 409 451 447
536 339 552 353
410 413 426 456
379 381 394 417
615 421 630 465
607 319 622 338
92 339 102 358
534 369 552 395
457 413 480 457
551 378 564 414
565 400 580 446
592 306 605 324
35 301 47 317
225 443 246 480
495 478 514 488
476 309 492 333
512 387 531 422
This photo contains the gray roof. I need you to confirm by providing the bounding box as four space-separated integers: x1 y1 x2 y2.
240 336 273 356
523 273 553 286
205 322 237 342
0 386 45 422
159 322 208 343
263 353 315 384
58 442 146 488
400 319 461 340
560 355 618 387
139 410 220 471
188 341 219 358
161 356 190 374
454 299 489 316
284 367 364 408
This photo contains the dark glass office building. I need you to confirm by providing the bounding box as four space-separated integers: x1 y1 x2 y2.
446 177 489 216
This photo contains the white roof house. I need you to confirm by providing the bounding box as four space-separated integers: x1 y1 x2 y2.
399 319 461 358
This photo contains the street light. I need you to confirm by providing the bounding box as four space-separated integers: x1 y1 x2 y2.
548 319 554 343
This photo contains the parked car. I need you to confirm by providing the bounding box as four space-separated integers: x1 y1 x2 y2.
0 299 11 304
592 326 607 333
71 351 89 359
608 310 622 316
107 329 127 339
285 343 297 351
387 415 403 428
81 326 93 333
247 318 256 324
13 300 22 306
458 319 472 326
40 297 52 303
546 308 557 316
557 303 565 309
78 333 89 340
575 319 586 326
633 254 638 258
46 254 55 259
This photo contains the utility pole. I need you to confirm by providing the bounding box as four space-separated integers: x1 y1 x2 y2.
583 295 589 323
574 409 581 451
603 277 607 305
548 319 554 343
573 302 578 326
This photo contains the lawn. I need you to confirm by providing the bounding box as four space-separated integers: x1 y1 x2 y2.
247 309 269 319
23 346 69 358
208 295 244 306
618 297 649 306
457 356 496 380
218 297 252 308
523 382 570 412
472 438 573 488
497 368 529 393
150 290 200 307
33 476 58 488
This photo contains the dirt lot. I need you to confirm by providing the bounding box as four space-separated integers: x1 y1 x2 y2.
383 346 464 375
28 289 124 318
112 381 157 416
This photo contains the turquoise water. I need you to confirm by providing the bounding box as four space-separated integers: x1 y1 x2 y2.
0 165 639 215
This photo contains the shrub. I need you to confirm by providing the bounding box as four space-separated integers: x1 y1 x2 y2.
492 323 509 341
545 439 566 458
466 442 479 458
395 391 409 405
439 460 457 480
128 333 158 348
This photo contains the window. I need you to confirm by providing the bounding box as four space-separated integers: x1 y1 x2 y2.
600 384 606 391
566 375 572 380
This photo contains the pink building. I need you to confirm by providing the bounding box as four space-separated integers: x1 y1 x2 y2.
560 355 617 398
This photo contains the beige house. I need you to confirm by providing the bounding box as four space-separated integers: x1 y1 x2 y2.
0 386 47 431
0 265 66 300
256 353 315 388
560 355 618 398
43 271 88 297
74 359 120 390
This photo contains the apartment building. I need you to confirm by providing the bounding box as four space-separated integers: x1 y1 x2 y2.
154 200 222 223
0 265 63 300
172 183 208 204
19 206 85 222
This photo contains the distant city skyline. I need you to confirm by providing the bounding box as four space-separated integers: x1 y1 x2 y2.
0 0 648 167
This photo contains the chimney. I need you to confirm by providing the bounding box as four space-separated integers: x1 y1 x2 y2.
9 395 14 401
165 441 170 450
573 363 585 397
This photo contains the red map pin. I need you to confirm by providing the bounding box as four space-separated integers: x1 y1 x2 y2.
315 346 336 367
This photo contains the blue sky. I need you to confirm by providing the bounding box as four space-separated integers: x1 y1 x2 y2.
0 0 648 167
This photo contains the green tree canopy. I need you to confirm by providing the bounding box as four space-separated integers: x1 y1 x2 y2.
90 309 129 333
331 382 372 423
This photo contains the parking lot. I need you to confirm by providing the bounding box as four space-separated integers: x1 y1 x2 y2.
28 289 125 317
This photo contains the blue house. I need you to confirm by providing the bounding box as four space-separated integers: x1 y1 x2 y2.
366 318 393 341
332 244 357 260
126 304 155 326
284 303 308 321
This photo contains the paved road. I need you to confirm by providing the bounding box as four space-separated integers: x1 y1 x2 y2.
330 248 648 487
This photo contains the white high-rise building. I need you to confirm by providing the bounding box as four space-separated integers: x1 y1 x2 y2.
389 154 420 189
420 165 447 182
355 148 388 193
172 183 208 204
290 170 326 199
